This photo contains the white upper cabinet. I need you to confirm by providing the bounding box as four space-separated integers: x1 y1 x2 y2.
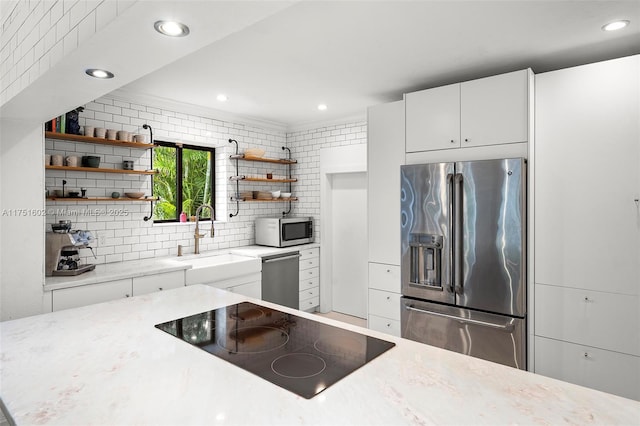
405 69 530 153
406 84 460 152
460 70 529 147
367 100 405 265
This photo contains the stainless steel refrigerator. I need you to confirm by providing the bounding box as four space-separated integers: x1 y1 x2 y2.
400 158 526 369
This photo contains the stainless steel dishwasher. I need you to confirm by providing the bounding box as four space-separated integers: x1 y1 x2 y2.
261 251 300 309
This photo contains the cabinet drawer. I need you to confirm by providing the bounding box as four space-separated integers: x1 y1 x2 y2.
132 271 185 296
368 289 401 321
368 314 401 337
53 279 132 312
299 247 319 260
300 296 319 311
535 284 640 356
368 263 400 293
299 276 319 292
299 257 319 271
300 267 319 280
535 336 640 401
299 286 319 302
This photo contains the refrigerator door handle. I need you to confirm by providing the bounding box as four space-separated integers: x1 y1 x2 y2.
454 173 464 295
447 173 454 293
404 304 514 331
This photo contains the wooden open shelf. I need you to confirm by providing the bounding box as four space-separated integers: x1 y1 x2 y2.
45 131 155 149
47 197 157 202
230 154 296 165
46 165 157 175
231 197 298 202
229 176 297 183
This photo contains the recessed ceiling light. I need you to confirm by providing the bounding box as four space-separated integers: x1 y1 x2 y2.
317 104 327 111
85 68 114 79
216 94 228 102
154 20 190 37
602 20 629 31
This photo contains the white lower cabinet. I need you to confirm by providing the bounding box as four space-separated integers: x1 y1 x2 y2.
200 272 262 299
228 279 261 299
52 278 132 312
367 263 401 337
368 314 401 336
535 284 640 356
299 247 320 311
535 336 640 401
132 271 185 296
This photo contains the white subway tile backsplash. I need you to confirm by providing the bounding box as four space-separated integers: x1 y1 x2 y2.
45 91 364 266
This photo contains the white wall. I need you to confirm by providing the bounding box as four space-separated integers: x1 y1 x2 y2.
287 120 367 243
0 0 135 107
0 119 47 320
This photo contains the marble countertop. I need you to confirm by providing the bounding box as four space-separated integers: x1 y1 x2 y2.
44 244 320 291
1 285 638 425
44 257 192 291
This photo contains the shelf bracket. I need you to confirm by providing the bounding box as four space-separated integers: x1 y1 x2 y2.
144 123 155 221
282 146 292 217
229 139 240 218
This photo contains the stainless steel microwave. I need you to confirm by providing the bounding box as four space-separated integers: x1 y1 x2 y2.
255 217 314 247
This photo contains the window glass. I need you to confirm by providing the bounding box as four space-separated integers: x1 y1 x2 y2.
153 142 215 222
153 145 178 221
182 148 213 219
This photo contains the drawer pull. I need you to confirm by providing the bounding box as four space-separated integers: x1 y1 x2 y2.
386 269 390 273
386 323 391 328
584 352 590 359
126 294 130 298
584 297 591 302
386 296 390 300
159 287 163 291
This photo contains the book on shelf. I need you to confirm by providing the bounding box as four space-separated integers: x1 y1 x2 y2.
59 114 65 133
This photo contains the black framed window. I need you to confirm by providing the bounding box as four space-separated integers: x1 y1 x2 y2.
152 141 215 222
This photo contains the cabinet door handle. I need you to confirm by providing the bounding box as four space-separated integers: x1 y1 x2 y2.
159 287 163 291
125 294 130 298
464 138 469 142
450 139 455 144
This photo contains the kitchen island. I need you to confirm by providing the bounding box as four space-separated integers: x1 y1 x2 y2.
1 285 638 425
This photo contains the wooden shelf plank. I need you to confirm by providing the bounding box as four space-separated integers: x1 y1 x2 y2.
230 154 296 164
229 176 296 183
45 131 155 149
47 197 157 202
231 197 298 202
46 165 157 175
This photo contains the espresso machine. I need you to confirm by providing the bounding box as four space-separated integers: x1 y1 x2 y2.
46 229 96 276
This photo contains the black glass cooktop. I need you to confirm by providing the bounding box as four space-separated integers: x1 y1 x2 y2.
155 302 395 399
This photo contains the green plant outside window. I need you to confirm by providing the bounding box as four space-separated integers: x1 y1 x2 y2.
153 142 215 222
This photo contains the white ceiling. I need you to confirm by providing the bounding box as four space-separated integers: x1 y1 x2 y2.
119 1 640 129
